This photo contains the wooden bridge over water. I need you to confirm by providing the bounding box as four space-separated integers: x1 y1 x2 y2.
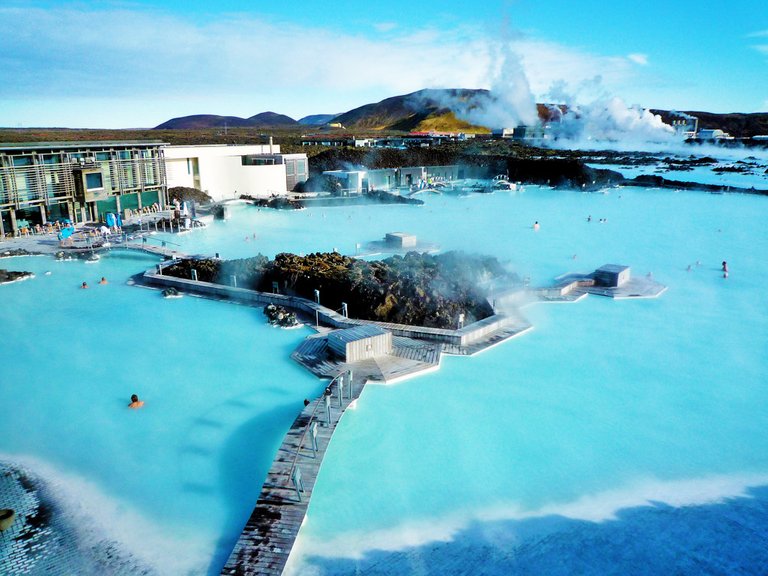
221 371 361 576
121 241 188 259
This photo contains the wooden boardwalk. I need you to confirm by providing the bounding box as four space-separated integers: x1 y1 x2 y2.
221 371 361 576
121 241 188 259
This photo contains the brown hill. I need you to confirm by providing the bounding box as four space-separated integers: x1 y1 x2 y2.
333 89 492 131
155 111 297 130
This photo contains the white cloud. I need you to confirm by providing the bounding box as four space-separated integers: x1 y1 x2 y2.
0 5 659 125
373 21 397 33
627 53 649 66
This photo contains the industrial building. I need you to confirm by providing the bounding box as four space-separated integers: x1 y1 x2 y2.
322 165 460 194
0 140 167 236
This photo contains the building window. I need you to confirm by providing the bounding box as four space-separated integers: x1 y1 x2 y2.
85 172 104 190
12 156 33 167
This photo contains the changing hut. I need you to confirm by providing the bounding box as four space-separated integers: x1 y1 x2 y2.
594 264 630 288
327 325 393 363
385 232 417 249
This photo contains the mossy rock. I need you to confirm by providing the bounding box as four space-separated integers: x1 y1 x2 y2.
0 508 15 531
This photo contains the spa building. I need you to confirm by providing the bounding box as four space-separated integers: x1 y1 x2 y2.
0 140 167 236
0 140 310 235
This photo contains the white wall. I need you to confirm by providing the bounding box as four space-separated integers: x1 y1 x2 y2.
163 145 287 201
198 157 287 200
165 158 195 189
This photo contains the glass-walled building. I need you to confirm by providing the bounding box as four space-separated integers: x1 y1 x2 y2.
0 141 167 236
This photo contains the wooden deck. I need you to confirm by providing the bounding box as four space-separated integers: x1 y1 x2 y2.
121 241 188 259
291 333 443 383
221 371 361 576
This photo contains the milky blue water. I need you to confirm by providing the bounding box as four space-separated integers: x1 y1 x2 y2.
1 171 767 574
0 251 323 574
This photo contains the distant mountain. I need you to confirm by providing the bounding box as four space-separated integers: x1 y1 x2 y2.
298 114 339 125
331 89 561 133
332 89 489 132
153 91 768 137
247 112 298 126
155 114 255 130
154 111 297 129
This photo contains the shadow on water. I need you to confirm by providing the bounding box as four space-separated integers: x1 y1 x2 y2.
306 485 768 576
205 399 320 576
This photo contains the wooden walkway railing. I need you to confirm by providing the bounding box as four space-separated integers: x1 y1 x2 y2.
221 371 360 576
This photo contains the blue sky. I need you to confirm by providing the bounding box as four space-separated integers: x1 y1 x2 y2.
1 0 766 128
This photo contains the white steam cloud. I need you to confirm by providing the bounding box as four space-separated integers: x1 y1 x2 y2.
454 40 538 129
436 41 675 146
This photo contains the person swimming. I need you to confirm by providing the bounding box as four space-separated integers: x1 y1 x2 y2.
99 277 108 285
533 221 540 231
80 281 88 289
129 394 145 409
722 261 728 273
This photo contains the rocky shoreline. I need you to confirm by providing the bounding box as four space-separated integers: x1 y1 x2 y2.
0 248 42 258
162 251 516 329
0 269 34 284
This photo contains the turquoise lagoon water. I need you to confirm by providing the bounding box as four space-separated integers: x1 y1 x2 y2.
0 251 323 574
1 177 767 574
282 187 768 574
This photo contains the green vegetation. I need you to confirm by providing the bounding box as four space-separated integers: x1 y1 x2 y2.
163 251 515 328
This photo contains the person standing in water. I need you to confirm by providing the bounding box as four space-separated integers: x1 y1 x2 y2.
129 394 144 409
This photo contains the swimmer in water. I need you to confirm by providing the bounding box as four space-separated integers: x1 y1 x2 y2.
722 261 728 273
533 221 540 231
80 281 89 289
99 277 108 285
129 394 145 409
